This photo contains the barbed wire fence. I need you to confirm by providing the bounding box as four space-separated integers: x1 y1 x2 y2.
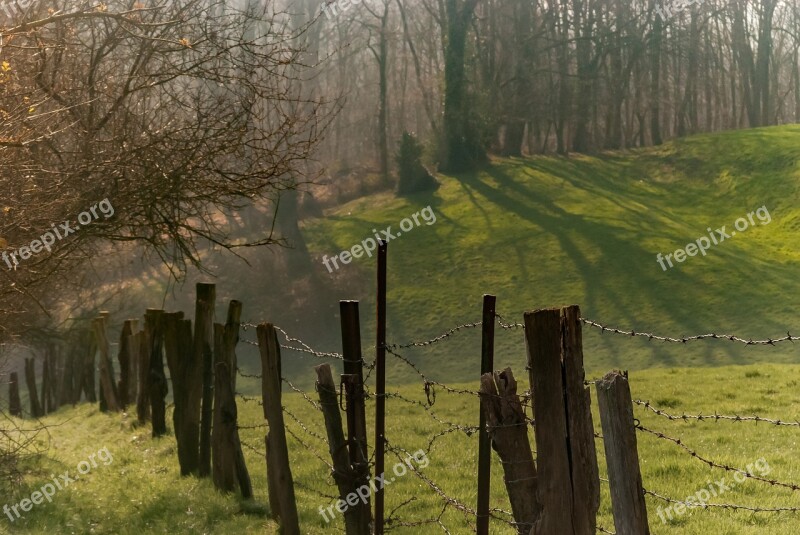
226 314 800 534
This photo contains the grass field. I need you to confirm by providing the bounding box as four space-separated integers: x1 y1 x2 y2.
5 360 800 534
301 125 800 385
5 126 800 534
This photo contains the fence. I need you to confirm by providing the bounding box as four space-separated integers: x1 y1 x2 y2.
5 246 800 533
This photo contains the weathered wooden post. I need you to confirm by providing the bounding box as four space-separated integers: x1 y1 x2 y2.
211 306 253 498
258 323 299 535
524 306 599 535
118 320 134 408
596 371 650 535
479 368 539 534
93 315 121 412
340 300 371 533
146 309 168 437
195 283 216 478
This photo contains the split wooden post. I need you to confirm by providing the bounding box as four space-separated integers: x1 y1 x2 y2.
257 323 299 535
9 372 21 417
524 306 599 535
40 352 50 415
596 371 650 535
195 283 216 478
479 368 539 534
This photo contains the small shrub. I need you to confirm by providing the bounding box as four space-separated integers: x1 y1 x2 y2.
396 132 438 195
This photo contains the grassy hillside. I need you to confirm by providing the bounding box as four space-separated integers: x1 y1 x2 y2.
5 363 800 534
302 125 800 384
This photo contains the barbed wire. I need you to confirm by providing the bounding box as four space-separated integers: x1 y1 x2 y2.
580 318 800 346
634 399 800 427
636 423 800 491
644 487 800 514
386 321 482 349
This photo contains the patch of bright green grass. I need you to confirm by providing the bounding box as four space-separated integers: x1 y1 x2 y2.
8 362 800 534
302 125 800 385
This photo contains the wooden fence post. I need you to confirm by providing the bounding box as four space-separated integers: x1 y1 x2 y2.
195 283 216 478
129 321 140 405
9 372 21 417
83 329 97 403
93 315 121 412
525 306 599 535
212 314 253 498
164 311 190 473
340 300 371 533
40 352 50 415
257 323 300 535
596 371 650 535
146 309 168 437
561 306 600 533
317 365 367 535
136 325 150 424
479 368 539 534
47 342 60 413
477 294 496 535
118 320 134 409
24 358 43 418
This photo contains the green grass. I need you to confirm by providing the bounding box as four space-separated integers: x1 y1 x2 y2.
6 363 800 534
302 125 800 384
7 126 800 533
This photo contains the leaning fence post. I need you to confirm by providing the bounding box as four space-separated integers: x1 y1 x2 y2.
477 294 496 535
479 368 539 534
317 364 364 535
257 323 300 535
595 371 650 535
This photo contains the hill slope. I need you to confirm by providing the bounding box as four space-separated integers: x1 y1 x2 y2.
303 126 800 383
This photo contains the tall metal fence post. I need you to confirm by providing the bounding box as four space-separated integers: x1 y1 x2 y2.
476 294 496 535
374 241 388 534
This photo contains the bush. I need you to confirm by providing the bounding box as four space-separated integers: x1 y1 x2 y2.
396 132 438 195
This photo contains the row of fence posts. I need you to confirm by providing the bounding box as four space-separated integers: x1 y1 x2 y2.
256 241 651 534
7 329 105 419
5 261 651 535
